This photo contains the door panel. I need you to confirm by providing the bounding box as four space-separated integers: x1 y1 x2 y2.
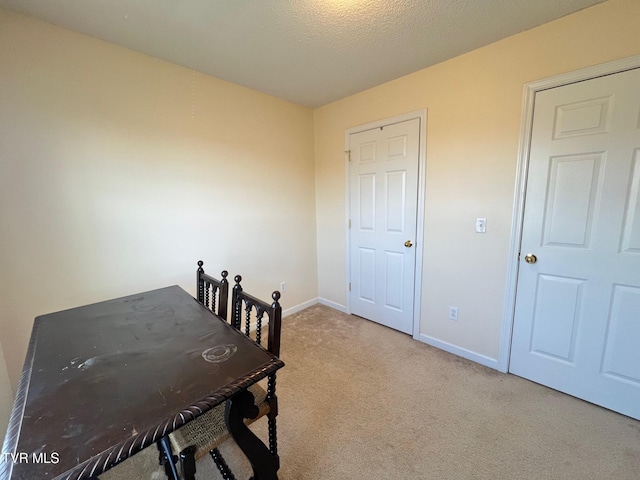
530 274 584 362
621 151 640 252
384 251 404 311
510 67 640 420
385 171 406 232
358 248 376 303
543 153 603 247
349 118 420 334
358 174 376 230
602 285 640 385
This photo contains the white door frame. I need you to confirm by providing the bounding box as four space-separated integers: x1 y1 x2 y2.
345 109 427 338
498 54 640 373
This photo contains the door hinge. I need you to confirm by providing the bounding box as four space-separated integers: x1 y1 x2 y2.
345 150 351 162
349 219 351 229
349 283 352 292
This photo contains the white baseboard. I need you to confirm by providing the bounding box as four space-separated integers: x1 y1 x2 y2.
282 298 319 317
416 334 500 371
318 297 348 313
282 297 348 317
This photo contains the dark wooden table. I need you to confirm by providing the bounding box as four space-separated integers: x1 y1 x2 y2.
0 286 284 480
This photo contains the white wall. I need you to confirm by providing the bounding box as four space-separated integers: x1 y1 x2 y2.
313 0 640 366
0 8 318 392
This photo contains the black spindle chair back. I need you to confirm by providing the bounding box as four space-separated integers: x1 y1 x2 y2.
231 275 282 356
196 260 229 320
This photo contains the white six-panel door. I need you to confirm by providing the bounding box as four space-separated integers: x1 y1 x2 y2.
349 118 420 334
510 68 640 419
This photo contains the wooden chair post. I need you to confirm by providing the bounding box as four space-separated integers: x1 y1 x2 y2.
218 272 229 320
268 291 282 357
266 291 282 465
197 260 205 304
231 275 243 331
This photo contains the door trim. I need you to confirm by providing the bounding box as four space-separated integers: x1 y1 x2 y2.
499 54 640 373
344 109 427 337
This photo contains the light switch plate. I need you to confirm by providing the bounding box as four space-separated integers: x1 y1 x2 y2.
475 218 487 233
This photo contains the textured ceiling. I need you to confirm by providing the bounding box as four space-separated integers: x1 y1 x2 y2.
0 0 605 107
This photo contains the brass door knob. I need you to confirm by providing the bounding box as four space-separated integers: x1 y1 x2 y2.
524 254 537 264
404 240 413 248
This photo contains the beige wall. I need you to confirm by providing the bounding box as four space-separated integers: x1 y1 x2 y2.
314 0 640 363
0 9 318 393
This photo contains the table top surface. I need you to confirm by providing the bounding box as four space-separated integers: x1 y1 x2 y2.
1 286 283 480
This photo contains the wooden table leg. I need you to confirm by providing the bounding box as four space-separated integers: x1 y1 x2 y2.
180 445 197 480
225 390 278 480
157 436 180 480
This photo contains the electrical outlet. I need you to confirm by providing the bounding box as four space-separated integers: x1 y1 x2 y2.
448 306 458 321
280 281 286 292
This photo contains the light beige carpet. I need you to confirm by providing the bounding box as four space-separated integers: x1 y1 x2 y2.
105 304 640 479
